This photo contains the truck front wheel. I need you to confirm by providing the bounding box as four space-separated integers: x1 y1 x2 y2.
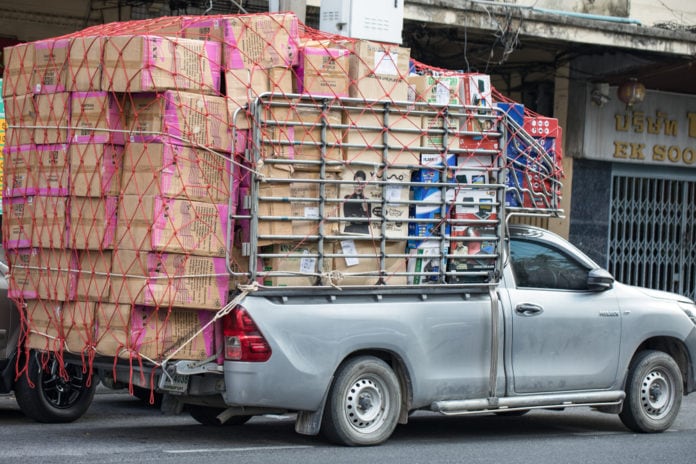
619 350 683 433
322 356 401 446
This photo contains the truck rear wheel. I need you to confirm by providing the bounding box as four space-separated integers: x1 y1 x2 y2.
322 356 401 446
14 350 96 423
619 350 682 433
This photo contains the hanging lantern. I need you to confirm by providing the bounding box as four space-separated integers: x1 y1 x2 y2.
617 78 646 107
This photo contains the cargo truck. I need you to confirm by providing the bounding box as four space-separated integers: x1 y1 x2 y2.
94 95 696 446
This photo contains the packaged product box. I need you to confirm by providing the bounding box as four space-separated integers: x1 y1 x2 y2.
115 194 229 257
342 106 422 166
422 114 460 151
126 90 231 153
339 166 411 239
121 142 231 203
69 196 119 250
181 16 225 42
75 250 112 302
95 303 216 361
333 239 407 286
259 103 342 168
110 250 230 310
68 36 104 92
3 196 68 249
2 42 34 97
3 144 70 197
255 167 342 243
34 92 71 145
453 154 493 185
295 46 351 98
71 92 125 144
461 73 494 132
408 74 463 106
407 241 444 285
408 169 449 247
69 143 124 197
225 66 294 130
260 242 331 287
101 35 222 94
3 94 36 146
348 40 410 101
26 300 96 354
32 38 70 94
523 115 560 138
448 227 497 284
6 248 77 301
221 13 299 70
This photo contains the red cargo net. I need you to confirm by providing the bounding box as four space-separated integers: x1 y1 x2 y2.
1 11 562 391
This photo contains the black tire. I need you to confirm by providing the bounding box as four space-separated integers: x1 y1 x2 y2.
14 350 96 423
619 350 683 433
188 405 252 426
322 356 401 446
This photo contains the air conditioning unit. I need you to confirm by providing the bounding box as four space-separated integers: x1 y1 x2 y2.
319 0 404 44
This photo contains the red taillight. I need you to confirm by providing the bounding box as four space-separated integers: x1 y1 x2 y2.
222 307 271 362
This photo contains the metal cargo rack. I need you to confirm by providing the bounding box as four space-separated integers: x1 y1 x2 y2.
226 93 563 293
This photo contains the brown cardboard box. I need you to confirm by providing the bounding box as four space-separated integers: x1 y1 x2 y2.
102 35 222 94
349 40 410 101
333 240 407 286
339 166 411 239
68 36 104 91
260 242 331 286
256 167 341 244
6 248 77 301
75 250 112 302
121 142 231 203
259 103 342 168
71 92 125 144
95 303 216 361
3 94 36 146
69 196 118 250
342 106 422 166
32 38 70 94
126 91 231 153
422 115 459 151
3 196 68 249
2 42 34 97
34 92 71 145
4 144 70 197
110 249 230 310
115 194 229 257
221 13 299 70
69 143 124 197
225 66 294 129
296 46 351 98
26 300 96 354
408 75 463 106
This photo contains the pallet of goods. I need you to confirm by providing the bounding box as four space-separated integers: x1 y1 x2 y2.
1 12 563 375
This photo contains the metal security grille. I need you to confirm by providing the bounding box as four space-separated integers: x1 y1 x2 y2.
609 175 696 300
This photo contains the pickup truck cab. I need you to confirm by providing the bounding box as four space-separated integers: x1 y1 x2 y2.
159 224 696 446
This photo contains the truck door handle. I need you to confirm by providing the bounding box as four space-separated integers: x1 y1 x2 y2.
515 303 543 316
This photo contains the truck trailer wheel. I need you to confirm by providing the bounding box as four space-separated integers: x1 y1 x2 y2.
322 356 401 446
619 350 683 433
14 350 96 423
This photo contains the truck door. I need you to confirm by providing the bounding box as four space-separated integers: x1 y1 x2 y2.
502 236 622 394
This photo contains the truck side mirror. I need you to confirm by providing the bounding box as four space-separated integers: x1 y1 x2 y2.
587 268 614 292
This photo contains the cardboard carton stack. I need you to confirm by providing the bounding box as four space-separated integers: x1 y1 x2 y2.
2 12 565 370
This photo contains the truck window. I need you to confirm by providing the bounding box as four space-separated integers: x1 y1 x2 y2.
509 239 589 290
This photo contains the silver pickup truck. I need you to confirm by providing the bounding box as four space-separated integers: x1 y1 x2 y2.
158 224 696 446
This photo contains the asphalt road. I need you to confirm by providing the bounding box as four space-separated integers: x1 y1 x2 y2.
1 386 695 464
